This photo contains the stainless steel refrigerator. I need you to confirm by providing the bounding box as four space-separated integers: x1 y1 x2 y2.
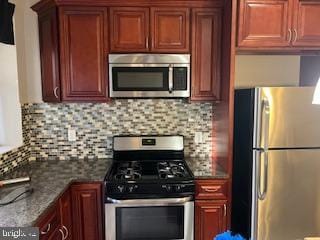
231 87 320 240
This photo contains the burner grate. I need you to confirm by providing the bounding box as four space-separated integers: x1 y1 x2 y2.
157 161 187 179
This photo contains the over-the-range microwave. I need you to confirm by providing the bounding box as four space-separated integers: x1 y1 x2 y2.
109 54 190 98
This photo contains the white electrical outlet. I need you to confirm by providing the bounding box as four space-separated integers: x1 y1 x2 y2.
194 132 203 144
68 129 76 141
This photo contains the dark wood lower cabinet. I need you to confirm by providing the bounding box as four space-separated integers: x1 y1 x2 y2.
71 183 104 240
36 183 103 240
195 179 229 240
195 200 228 240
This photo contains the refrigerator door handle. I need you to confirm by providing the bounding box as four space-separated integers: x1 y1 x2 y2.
261 98 270 151
258 151 269 200
258 99 270 200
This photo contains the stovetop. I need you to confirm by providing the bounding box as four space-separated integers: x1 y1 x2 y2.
106 160 194 182
104 135 195 199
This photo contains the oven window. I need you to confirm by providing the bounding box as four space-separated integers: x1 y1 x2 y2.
116 206 184 240
112 67 169 91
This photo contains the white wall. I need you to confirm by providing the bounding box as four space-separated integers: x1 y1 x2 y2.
0 42 23 149
14 0 42 103
235 55 301 88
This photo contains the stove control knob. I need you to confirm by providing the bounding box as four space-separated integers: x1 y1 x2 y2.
161 185 170 192
128 185 138 193
175 185 181 192
117 185 125 193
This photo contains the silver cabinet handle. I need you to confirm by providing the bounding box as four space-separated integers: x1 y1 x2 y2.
288 29 292 43
54 87 59 99
203 187 220 193
40 223 51 235
293 29 298 43
62 225 68 239
223 204 227 217
59 228 65 240
146 37 149 49
168 64 173 94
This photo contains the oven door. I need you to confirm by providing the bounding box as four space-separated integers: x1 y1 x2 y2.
109 64 190 98
105 197 194 240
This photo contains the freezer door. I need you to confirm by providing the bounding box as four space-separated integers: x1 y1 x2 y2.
254 87 320 149
252 149 320 240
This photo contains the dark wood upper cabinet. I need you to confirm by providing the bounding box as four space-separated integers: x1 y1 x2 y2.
237 0 292 48
191 8 222 101
151 8 190 52
38 8 61 102
195 200 227 240
293 0 320 47
109 7 190 53
110 7 149 52
59 7 108 102
71 183 103 240
237 0 320 50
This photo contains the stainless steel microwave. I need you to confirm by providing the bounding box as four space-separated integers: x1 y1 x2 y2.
109 54 190 98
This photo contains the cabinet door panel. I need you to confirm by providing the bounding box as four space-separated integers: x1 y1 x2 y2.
110 7 149 52
238 0 292 47
191 9 222 101
59 189 72 240
195 201 227 240
38 8 60 102
71 183 103 240
151 8 190 52
293 0 320 47
59 7 108 102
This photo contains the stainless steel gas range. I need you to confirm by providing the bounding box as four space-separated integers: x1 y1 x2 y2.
104 135 195 240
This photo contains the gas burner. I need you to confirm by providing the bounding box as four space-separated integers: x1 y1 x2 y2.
114 162 142 180
114 170 142 180
158 161 187 179
117 162 142 172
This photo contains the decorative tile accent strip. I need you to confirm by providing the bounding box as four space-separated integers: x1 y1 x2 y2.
0 99 214 175
25 99 213 160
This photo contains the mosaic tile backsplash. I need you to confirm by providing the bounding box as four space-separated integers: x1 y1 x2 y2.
0 99 213 175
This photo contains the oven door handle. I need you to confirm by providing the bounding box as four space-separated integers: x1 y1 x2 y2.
106 196 193 204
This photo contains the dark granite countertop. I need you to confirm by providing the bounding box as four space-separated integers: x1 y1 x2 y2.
0 157 227 227
186 158 229 179
0 159 112 227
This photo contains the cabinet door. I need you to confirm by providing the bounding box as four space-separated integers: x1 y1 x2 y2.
195 201 227 240
151 8 190 52
59 189 72 240
238 0 293 47
38 8 61 102
110 7 149 52
191 9 222 101
59 7 108 102
292 0 320 47
71 183 103 240
37 204 61 240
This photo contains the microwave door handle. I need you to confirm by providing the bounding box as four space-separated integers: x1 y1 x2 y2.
168 64 173 93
